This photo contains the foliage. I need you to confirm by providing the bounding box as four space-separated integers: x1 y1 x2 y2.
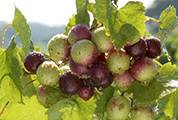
0 0 178 120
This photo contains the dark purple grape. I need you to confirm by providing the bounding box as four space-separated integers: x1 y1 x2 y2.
89 62 113 88
83 78 95 88
78 87 94 101
124 39 146 60
24 52 45 73
68 24 91 44
69 59 89 76
145 37 161 58
95 53 106 63
59 72 83 95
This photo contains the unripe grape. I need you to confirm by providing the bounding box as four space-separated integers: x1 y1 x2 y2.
47 34 70 63
107 96 131 120
107 51 130 74
131 107 154 120
24 51 45 73
114 71 135 91
71 40 98 65
68 24 91 44
92 27 113 53
37 61 60 87
130 57 159 83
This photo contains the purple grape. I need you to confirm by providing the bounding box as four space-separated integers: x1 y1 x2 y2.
59 72 83 95
69 59 89 76
145 37 161 58
124 39 146 60
89 62 113 88
78 87 94 101
68 24 91 44
24 51 45 73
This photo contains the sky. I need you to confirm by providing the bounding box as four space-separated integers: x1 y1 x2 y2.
0 0 154 26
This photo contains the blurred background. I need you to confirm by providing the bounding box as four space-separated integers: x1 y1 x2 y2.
0 0 178 51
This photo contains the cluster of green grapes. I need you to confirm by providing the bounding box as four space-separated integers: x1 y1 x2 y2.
24 24 161 120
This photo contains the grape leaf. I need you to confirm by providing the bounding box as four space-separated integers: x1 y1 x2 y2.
93 0 146 47
65 14 76 34
159 6 177 31
75 0 90 25
12 7 33 55
1 96 47 120
48 99 80 120
128 81 164 105
0 36 23 92
156 62 178 83
158 89 178 119
94 86 114 120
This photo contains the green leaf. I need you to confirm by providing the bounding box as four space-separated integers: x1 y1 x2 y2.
1 96 47 120
128 81 164 105
94 86 114 120
93 1 146 47
159 6 177 30
156 62 178 83
12 7 33 55
158 89 178 119
48 99 80 120
75 0 90 25
65 14 76 34
0 36 23 92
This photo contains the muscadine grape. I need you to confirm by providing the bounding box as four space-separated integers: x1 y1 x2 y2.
47 34 70 63
24 51 45 73
124 39 146 60
89 62 113 88
114 71 135 91
131 107 154 120
37 61 60 87
130 57 159 83
78 87 94 101
92 27 114 53
145 37 161 58
68 24 91 44
71 40 98 65
107 96 131 120
59 72 83 95
107 50 130 74
69 59 89 77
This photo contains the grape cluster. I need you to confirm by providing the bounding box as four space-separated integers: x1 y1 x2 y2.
24 24 161 119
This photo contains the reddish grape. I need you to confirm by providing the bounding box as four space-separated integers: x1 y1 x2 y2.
78 87 94 101
24 51 45 73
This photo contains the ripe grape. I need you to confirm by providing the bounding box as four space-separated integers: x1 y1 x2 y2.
68 24 91 44
24 51 45 73
89 62 113 88
59 72 83 95
145 37 161 58
69 59 89 76
124 39 146 60
78 87 94 101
